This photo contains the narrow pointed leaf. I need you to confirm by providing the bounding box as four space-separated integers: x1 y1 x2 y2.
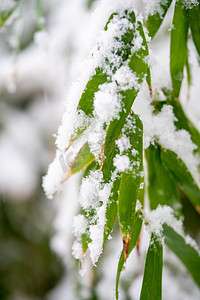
118 113 143 244
146 144 181 217
104 21 149 157
146 0 173 38
161 149 200 212
189 1 200 56
116 211 143 300
163 224 200 286
140 235 163 300
73 11 136 140
170 0 189 98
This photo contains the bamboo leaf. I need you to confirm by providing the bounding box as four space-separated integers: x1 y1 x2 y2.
146 0 173 38
116 211 142 300
146 144 182 217
163 224 200 286
70 143 95 175
161 149 200 212
118 113 143 258
189 1 200 57
73 11 136 141
104 22 149 157
140 235 163 300
170 0 189 98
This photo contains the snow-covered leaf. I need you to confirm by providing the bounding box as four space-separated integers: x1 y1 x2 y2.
146 0 173 38
117 113 143 259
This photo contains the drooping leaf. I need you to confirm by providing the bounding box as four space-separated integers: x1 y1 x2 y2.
116 211 143 300
163 224 200 286
73 11 137 140
118 113 143 258
146 144 182 217
170 0 189 98
146 0 173 38
189 0 200 57
70 143 95 175
140 235 163 300
161 149 200 212
104 22 149 157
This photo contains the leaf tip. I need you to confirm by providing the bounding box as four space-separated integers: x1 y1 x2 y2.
123 236 130 262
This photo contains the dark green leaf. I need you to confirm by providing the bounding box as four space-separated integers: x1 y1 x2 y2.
163 224 200 286
146 144 181 217
161 149 200 212
146 0 173 38
140 235 163 300
170 0 189 98
116 211 142 300
118 113 143 242
189 1 200 56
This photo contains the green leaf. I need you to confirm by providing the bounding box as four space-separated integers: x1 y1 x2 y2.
170 0 189 98
103 177 120 246
146 144 182 217
146 0 173 38
163 224 200 286
77 68 108 117
116 211 142 300
70 143 95 175
73 11 137 141
189 1 200 56
161 149 200 212
140 235 163 300
118 113 143 253
104 22 149 157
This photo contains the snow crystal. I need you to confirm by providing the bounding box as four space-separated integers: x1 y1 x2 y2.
116 135 131 153
143 0 170 17
79 170 102 210
181 0 198 9
72 240 83 260
113 154 130 172
94 82 121 123
73 214 87 238
113 65 140 91
88 224 104 265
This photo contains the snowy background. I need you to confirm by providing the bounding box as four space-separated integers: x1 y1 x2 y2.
0 0 200 299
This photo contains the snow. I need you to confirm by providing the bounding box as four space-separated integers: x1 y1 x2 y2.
145 205 200 253
113 154 130 172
